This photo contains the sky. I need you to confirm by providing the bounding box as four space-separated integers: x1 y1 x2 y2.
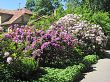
0 0 26 10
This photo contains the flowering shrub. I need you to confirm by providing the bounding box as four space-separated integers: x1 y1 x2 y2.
54 14 107 55
2 25 77 67
36 25 77 67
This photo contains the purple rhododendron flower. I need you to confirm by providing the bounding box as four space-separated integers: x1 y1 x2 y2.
12 36 20 43
47 34 51 40
31 37 37 42
52 37 61 42
16 28 20 31
21 25 25 28
43 34 51 41
58 25 64 31
25 46 30 50
41 42 51 50
4 34 12 38
39 30 45 35
55 37 60 41
51 42 61 48
31 43 35 49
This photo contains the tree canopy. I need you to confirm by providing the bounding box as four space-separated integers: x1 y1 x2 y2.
26 0 61 15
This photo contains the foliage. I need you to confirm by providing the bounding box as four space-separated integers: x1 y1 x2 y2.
7 57 38 80
26 0 35 11
29 15 57 30
0 56 38 81
83 55 99 66
38 63 85 82
64 0 110 13
81 0 110 13
0 63 85 82
28 4 65 30
26 0 61 15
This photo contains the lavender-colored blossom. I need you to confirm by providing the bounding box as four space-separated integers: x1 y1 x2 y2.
21 25 25 28
19 29 24 35
43 34 51 41
51 43 61 48
16 28 20 31
58 25 64 31
31 37 37 42
31 43 35 49
14 24 19 27
25 46 30 50
13 37 19 43
48 30 52 34
41 42 51 50
51 37 60 43
55 37 60 41
39 30 45 35
31 41 37 49
4 34 12 38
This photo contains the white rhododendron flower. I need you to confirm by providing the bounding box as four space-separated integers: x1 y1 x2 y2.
7 57 13 64
4 52 10 57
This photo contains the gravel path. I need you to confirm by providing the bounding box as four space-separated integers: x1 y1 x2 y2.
80 58 110 82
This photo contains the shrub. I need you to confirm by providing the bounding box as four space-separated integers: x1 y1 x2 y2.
8 57 38 80
55 14 107 55
0 57 38 81
73 7 110 49
83 55 99 66
2 25 77 68
32 25 77 67
38 63 85 82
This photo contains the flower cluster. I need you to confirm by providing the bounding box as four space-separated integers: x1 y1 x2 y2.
5 25 40 50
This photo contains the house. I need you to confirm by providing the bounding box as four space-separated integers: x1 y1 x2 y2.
0 8 32 26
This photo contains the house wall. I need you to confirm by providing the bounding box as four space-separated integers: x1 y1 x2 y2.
0 16 1 25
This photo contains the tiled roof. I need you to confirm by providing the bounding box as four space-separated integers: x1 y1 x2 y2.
0 8 32 15
0 8 32 25
0 9 15 14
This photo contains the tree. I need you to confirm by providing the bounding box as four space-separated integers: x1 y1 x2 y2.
82 0 110 12
26 0 35 11
26 0 62 15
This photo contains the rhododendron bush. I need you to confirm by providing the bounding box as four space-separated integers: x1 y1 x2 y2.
53 14 107 55
0 25 77 67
